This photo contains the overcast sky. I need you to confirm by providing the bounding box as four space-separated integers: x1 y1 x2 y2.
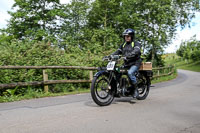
0 0 200 53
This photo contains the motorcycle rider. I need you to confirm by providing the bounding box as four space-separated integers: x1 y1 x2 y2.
111 28 142 98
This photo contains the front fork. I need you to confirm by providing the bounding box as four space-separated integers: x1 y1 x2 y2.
107 71 131 96
115 73 131 96
106 71 122 96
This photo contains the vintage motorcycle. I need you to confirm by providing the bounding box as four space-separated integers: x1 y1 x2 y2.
91 55 153 106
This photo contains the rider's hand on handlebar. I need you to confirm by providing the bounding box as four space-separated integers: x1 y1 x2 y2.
108 55 115 59
103 56 108 59
103 55 113 60
103 56 109 60
103 55 121 61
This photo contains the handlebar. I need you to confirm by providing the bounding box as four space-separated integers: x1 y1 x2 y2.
102 55 135 61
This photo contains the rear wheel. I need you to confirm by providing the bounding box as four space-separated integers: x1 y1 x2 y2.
136 74 150 100
91 73 114 106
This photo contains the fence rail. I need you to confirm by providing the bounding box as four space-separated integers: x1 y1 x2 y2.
0 65 175 92
152 65 175 78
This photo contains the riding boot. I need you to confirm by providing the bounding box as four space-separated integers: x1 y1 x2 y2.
132 83 139 98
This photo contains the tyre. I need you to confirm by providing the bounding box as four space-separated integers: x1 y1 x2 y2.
91 73 115 106
136 75 150 100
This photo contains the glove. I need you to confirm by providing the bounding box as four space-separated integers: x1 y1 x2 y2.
108 55 115 59
110 55 114 58
103 56 108 58
103 55 113 60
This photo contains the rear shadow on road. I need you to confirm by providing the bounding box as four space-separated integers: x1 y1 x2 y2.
84 97 136 107
113 97 136 104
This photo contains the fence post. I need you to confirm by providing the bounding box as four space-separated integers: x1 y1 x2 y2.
43 69 49 93
157 69 160 79
163 67 166 75
168 65 171 75
172 65 175 73
89 71 93 88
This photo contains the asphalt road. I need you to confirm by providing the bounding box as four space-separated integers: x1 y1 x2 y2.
0 69 200 133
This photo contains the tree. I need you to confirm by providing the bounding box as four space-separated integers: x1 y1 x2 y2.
87 0 200 65
87 0 122 49
59 0 90 49
177 36 200 61
3 0 200 66
119 0 199 63
6 0 61 41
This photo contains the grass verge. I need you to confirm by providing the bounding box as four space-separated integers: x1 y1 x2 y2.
0 89 90 103
164 53 200 72
177 61 200 72
151 72 177 84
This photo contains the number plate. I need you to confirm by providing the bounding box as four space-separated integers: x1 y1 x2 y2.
107 61 116 71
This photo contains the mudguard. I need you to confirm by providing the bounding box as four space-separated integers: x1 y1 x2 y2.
146 70 153 77
139 70 153 77
93 70 117 93
94 70 108 77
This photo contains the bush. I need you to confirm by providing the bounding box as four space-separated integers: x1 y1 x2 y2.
0 39 105 96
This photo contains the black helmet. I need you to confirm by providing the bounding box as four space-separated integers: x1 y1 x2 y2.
122 28 135 40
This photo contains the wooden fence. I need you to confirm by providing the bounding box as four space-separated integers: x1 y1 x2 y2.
0 65 175 92
152 65 175 78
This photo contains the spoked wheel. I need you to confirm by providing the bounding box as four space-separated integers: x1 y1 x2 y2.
136 75 150 100
91 73 114 106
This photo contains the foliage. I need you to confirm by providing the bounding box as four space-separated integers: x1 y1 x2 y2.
0 0 199 99
145 48 165 67
0 39 104 96
58 0 90 49
6 0 61 41
4 0 199 60
177 61 200 72
164 53 200 72
87 0 200 64
152 72 177 84
176 36 200 61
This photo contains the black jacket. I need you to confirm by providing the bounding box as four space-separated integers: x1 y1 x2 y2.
112 41 142 68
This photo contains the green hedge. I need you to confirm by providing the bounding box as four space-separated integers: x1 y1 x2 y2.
0 40 107 96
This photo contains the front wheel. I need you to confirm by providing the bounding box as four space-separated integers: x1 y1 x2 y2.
91 72 115 106
136 75 150 100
